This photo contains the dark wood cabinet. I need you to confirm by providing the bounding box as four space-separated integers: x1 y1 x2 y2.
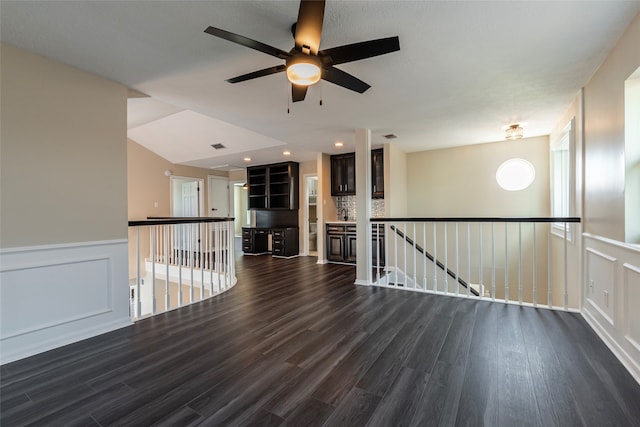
243 227 298 257
247 167 268 209
247 162 298 210
272 228 299 258
371 148 384 199
326 224 356 264
331 153 356 196
242 227 268 254
371 225 385 267
326 233 345 262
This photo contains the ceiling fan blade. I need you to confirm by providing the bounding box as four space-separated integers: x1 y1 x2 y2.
322 67 370 93
226 65 286 84
319 36 400 65
291 84 308 102
204 26 290 60
294 0 325 54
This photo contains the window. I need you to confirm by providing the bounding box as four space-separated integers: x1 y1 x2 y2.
496 158 536 191
550 118 574 239
625 67 640 245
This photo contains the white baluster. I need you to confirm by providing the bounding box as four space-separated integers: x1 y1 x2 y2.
491 222 496 301
533 223 537 307
518 222 523 305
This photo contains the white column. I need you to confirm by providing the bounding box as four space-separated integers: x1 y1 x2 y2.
355 128 372 285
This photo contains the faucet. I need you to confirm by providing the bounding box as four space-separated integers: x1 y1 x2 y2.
341 208 348 221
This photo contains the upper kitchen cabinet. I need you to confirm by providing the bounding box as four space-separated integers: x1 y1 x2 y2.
371 148 384 199
247 161 299 210
331 153 356 196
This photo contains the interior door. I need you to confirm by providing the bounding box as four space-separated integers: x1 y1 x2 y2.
208 175 230 218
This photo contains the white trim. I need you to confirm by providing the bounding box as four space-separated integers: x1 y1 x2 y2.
582 309 640 385
0 238 128 254
354 279 370 286
583 232 640 254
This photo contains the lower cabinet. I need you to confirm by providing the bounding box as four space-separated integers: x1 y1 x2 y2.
326 224 386 266
242 227 298 258
371 226 385 267
326 224 357 264
272 228 299 258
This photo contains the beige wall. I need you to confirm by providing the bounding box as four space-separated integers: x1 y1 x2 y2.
127 139 226 220
0 43 128 247
406 136 550 217
583 12 640 241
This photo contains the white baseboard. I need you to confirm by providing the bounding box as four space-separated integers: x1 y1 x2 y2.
0 239 131 364
582 308 640 385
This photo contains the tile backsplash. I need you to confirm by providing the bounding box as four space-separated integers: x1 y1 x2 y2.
333 195 385 220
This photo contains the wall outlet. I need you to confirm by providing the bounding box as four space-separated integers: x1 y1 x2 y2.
604 290 609 307
590 280 594 294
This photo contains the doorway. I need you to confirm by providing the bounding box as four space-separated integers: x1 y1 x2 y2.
306 175 318 256
232 182 249 237
171 176 204 216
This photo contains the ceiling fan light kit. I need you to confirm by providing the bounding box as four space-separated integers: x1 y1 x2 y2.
286 54 322 86
204 0 400 103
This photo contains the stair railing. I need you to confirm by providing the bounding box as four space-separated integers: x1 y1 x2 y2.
370 217 581 310
128 217 236 320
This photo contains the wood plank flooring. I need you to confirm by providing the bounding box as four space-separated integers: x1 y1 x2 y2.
2 254 640 426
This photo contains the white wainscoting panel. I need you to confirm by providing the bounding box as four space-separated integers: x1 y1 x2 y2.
0 240 131 364
582 233 640 384
624 263 640 353
585 247 617 326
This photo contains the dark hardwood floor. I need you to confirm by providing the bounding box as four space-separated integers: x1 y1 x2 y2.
2 254 640 426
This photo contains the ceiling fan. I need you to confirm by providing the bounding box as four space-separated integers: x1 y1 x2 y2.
204 0 400 102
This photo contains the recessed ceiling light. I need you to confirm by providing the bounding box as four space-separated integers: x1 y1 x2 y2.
243 157 251 162
283 150 291 156
335 141 344 147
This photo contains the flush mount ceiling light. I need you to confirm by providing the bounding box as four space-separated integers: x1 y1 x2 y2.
505 124 524 140
283 150 291 156
334 141 344 147
286 54 322 86
243 157 251 162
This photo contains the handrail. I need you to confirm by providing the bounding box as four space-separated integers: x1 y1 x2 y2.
389 225 480 297
372 217 581 223
128 217 234 227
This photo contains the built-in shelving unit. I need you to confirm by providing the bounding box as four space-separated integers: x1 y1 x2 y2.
247 161 299 210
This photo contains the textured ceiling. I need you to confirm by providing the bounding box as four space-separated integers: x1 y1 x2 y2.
2 1 639 167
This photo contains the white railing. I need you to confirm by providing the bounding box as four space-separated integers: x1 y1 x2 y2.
128 217 236 320
370 217 581 311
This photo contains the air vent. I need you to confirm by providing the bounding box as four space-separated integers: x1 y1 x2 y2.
211 143 226 150
383 134 397 140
